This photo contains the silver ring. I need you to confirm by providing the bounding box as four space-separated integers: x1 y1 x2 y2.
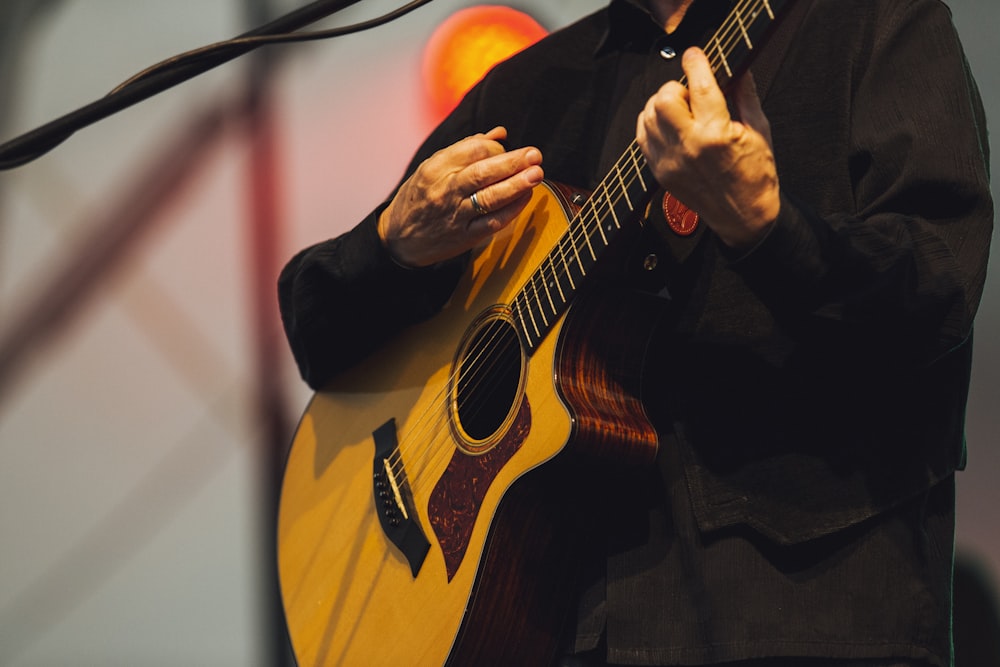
470 190 489 216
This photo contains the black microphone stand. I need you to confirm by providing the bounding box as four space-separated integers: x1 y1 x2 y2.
0 2 438 664
0 0 368 169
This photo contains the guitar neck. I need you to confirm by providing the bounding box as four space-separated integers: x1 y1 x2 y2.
704 0 791 91
510 0 792 353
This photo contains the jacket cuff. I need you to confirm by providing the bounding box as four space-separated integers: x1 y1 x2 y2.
725 192 829 297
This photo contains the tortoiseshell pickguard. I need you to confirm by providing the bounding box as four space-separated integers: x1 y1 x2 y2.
427 397 531 581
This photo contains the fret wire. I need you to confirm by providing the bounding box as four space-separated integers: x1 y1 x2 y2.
717 1 755 46
558 238 578 291
547 256 566 303
627 144 647 193
512 299 530 345
603 186 621 231
615 163 634 211
531 275 550 325
528 271 548 329
538 259 552 306
539 264 558 316
593 186 611 245
710 4 733 67
579 203 599 262
713 37 733 77
735 4 753 49
708 0 767 79
523 288 541 338
590 197 607 255
565 215 587 277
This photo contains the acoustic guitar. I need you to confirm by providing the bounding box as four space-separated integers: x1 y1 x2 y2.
278 1 792 664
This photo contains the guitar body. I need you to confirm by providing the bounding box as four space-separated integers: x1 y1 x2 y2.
277 181 661 666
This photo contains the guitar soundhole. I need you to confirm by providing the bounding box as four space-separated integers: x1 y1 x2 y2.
452 310 525 451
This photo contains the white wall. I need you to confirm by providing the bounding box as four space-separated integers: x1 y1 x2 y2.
0 1 996 664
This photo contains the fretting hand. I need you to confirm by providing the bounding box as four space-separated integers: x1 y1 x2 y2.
637 47 781 251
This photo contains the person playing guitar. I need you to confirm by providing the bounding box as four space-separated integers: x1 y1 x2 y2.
277 1 993 665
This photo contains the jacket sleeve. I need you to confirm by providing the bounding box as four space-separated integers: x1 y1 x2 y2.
731 0 992 370
276 87 488 390
660 0 993 544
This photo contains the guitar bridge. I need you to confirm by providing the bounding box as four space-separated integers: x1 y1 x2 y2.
372 419 430 577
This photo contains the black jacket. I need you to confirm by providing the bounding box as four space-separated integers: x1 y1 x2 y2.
278 0 993 663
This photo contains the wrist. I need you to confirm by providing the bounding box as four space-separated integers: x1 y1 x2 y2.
720 186 780 251
377 205 422 269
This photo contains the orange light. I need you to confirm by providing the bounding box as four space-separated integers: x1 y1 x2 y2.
422 6 548 120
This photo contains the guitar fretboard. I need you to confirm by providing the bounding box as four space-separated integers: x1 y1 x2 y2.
510 0 791 352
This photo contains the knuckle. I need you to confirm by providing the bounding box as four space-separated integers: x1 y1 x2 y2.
468 160 492 186
425 177 452 208
469 135 502 161
414 158 444 188
662 80 685 96
688 75 712 94
476 188 496 211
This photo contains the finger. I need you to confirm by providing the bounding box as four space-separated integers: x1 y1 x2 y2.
647 80 692 132
466 191 534 237
461 145 543 197
439 127 510 172
466 154 544 216
636 100 664 167
733 71 773 146
682 48 730 123
637 84 687 172
482 125 508 143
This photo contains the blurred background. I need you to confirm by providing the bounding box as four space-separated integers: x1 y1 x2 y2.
0 1 996 664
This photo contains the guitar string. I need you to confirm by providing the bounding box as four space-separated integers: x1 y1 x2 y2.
382 167 640 491
390 153 645 493
384 0 769 488
383 0 771 489
379 177 640 484
383 0 774 490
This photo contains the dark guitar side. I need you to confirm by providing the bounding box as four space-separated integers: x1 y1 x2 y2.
446 286 663 666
